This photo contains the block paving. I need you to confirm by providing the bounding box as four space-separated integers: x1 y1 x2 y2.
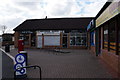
8 48 113 78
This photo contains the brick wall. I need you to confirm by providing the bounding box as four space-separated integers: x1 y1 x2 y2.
69 46 87 49
14 32 19 48
100 49 120 77
90 46 96 55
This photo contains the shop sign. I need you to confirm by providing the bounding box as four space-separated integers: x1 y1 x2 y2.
36 31 60 35
96 0 120 27
87 20 94 31
21 31 33 34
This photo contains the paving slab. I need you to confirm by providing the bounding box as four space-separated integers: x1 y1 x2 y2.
8 48 113 78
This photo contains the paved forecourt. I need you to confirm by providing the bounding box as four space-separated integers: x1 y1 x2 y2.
8 48 113 78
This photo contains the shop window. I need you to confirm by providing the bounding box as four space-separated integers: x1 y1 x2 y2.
118 16 120 54
81 37 86 46
118 26 120 55
70 33 86 46
20 34 30 45
109 20 116 52
24 35 29 45
90 31 95 46
103 24 108 49
70 37 75 45
2 35 12 42
62 34 68 48
76 37 81 45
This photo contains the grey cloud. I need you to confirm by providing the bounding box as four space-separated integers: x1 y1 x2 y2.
50 2 73 16
0 4 24 17
15 2 39 10
7 18 23 27
15 1 47 10
0 17 24 34
4 17 25 32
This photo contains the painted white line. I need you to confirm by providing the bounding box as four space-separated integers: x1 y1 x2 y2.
0 48 15 64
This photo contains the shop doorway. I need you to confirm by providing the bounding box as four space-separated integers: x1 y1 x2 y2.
19 31 36 47
62 34 67 48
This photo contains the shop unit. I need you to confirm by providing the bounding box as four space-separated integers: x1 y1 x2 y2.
87 20 96 55
13 18 93 49
95 1 120 77
2 33 14 46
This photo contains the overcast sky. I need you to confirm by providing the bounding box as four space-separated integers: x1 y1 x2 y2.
0 0 108 35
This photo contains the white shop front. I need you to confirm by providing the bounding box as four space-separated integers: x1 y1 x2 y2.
36 31 62 48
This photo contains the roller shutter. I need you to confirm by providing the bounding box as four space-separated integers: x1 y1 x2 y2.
44 35 60 46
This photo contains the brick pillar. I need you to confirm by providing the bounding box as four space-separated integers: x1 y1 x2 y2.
42 34 44 48
14 31 20 48
36 34 38 48
67 33 70 48
60 32 63 48
118 55 120 77
29 34 31 47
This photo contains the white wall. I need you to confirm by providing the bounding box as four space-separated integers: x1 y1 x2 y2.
37 36 42 48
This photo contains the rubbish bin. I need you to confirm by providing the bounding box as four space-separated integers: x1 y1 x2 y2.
19 51 28 66
5 43 10 52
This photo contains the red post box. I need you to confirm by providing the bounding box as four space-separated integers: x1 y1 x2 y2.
18 39 24 52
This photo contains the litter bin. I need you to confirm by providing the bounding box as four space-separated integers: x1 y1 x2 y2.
5 43 10 52
19 51 28 66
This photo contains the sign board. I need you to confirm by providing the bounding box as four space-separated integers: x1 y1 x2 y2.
96 0 120 27
36 31 61 35
87 20 94 31
14 54 26 76
21 31 33 34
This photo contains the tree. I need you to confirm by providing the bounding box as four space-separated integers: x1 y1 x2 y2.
0 25 7 34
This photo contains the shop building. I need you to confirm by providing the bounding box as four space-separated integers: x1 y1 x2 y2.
2 33 14 46
95 1 120 77
13 18 93 49
87 20 96 55
0 35 2 42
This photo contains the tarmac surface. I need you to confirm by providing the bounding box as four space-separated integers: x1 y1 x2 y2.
8 48 113 78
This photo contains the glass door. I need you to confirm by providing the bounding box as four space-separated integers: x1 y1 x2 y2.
70 33 87 46
62 34 68 48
